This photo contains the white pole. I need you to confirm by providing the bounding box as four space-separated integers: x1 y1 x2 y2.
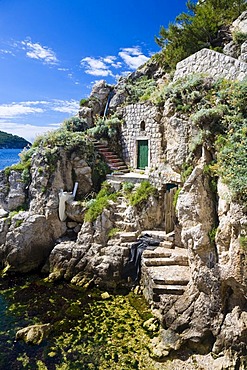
72 182 78 197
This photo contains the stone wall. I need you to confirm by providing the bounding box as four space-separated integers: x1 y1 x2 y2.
121 103 164 169
173 48 247 81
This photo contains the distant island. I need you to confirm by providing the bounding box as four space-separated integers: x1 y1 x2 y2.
0 130 31 149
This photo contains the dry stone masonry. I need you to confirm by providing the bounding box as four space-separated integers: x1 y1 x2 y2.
121 103 164 169
174 48 247 81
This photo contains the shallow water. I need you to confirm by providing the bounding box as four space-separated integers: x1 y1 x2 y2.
0 274 160 370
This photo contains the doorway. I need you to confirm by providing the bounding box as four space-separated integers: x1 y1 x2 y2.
137 140 148 169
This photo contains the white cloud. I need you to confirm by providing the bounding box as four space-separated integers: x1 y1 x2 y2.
0 103 44 118
51 99 79 114
21 39 58 65
0 100 79 119
0 49 15 57
103 56 117 64
119 47 149 70
81 56 114 77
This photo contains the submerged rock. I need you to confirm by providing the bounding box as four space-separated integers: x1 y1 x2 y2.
16 324 52 345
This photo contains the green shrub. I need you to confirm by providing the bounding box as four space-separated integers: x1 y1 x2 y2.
84 182 117 222
87 115 121 141
172 188 181 208
79 98 89 107
181 164 193 183
208 226 218 246
233 31 247 44
122 182 135 193
128 181 157 207
62 116 88 132
125 76 157 104
191 106 226 126
240 235 247 251
108 228 120 238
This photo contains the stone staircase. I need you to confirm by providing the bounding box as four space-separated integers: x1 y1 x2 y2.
140 230 190 304
93 140 129 174
113 196 138 232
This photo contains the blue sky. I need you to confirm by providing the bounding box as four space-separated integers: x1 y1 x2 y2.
0 0 188 142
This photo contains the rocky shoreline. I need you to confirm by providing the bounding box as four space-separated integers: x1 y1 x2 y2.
1 12 247 369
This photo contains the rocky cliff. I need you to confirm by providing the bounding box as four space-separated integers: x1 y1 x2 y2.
0 12 246 370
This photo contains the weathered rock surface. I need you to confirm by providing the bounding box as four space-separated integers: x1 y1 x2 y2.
16 324 52 345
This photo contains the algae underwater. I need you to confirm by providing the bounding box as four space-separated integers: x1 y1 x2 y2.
0 273 162 370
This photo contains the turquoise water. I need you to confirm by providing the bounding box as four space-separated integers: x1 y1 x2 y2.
0 149 22 170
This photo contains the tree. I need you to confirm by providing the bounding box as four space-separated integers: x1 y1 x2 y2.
155 0 247 69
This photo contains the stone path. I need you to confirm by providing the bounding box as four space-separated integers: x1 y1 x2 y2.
140 231 190 304
93 140 129 173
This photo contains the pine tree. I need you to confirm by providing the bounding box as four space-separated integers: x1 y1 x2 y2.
155 0 247 69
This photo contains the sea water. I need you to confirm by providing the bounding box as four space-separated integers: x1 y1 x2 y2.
0 148 22 170
0 274 158 369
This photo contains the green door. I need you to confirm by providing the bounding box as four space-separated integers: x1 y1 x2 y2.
137 140 148 169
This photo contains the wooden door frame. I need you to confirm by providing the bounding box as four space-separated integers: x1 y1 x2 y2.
135 137 150 169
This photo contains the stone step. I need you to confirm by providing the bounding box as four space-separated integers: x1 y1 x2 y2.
147 265 190 284
143 256 188 266
115 221 136 232
110 163 127 168
154 277 189 285
153 284 185 297
118 232 138 243
142 247 172 258
105 156 119 161
140 230 168 241
159 240 174 249
114 212 126 219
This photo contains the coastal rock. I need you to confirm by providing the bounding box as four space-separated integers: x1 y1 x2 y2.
2 213 55 272
16 324 52 345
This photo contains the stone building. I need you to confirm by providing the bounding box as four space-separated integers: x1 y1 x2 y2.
120 103 164 171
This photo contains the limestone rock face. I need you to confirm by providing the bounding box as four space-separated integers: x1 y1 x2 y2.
78 106 93 127
231 11 247 34
89 80 112 116
0 145 95 272
163 115 192 172
0 170 27 212
1 213 55 272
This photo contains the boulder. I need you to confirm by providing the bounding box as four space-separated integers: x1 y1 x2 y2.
16 324 52 345
2 213 55 272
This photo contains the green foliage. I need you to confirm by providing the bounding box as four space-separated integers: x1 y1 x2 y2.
216 123 247 204
155 0 247 69
32 129 87 152
240 235 247 251
208 226 218 246
128 181 157 207
108 228 121 238
151 73 212 111
91 160 111 192
181 164 193 183
4 159 31 185
84 182 117 222
191 106 226 126
125 76 157 104
0 130 30 149
87 115 121 141
9 206 26 220
122 182 135 193
79 98 89 107
62 116 88 132
172 188 181 208
232 31 247 44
